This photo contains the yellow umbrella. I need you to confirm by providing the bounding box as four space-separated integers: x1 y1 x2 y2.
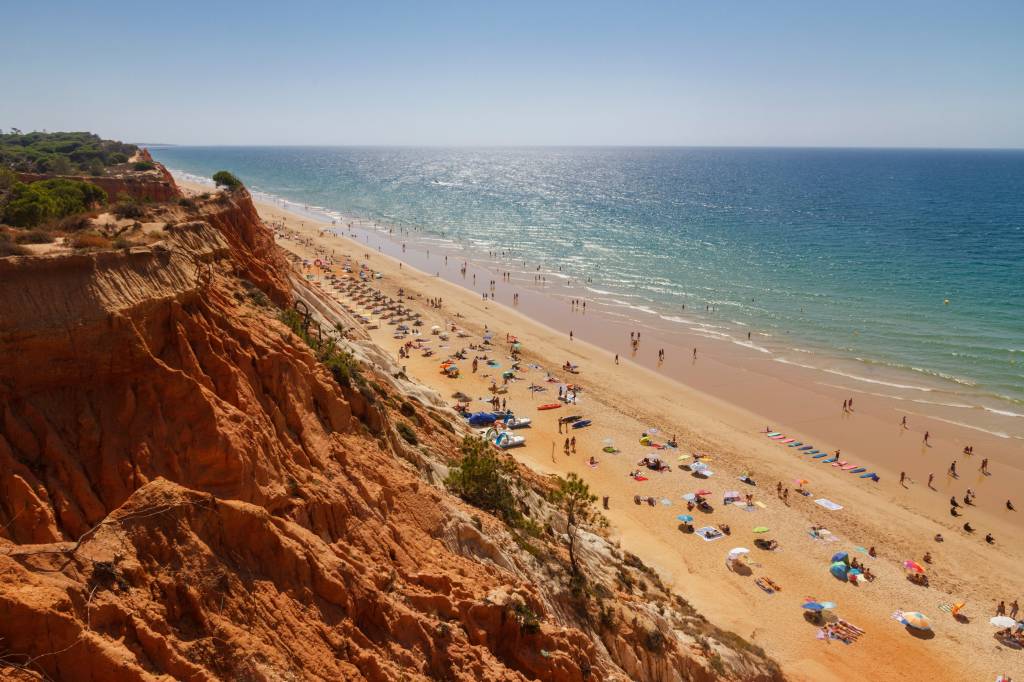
951 602 966 616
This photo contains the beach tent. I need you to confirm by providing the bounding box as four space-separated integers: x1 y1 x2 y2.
829 562 849 580
831 551 849 564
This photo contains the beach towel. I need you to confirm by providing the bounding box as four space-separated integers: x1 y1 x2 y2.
696 526 723 542
633 475 648 482
815 498 843 511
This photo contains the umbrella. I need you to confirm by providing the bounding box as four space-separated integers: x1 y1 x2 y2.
803 602 834 611
830 562 849 580
901 612 931 630
951 602 966 616
676 514 694 523
794 479 809 486
753 526 770 533
991 616 1017 628
831 551 849 563
727 547 750 560
903 560 926 574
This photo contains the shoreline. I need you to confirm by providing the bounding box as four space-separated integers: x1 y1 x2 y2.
169 169 1023 444
180 173 1024 680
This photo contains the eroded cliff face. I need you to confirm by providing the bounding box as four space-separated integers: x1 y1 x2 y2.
0 186 782 681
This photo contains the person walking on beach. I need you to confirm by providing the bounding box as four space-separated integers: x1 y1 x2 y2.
949 461 958 477
901 415 908 429
923 430 930 446
1011 600 1020 618
569 330 574 341
614 353 619 365
564 438 570 456
928 473 934 489
981 458 990 474
842 399 848 413
900 471 907 487
997 601 1006 616
570 436 576 454
692 348 697 360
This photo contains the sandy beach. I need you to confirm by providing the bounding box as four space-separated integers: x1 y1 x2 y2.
181 177 1024 681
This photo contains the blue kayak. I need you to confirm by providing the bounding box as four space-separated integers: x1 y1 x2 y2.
572 419 592 429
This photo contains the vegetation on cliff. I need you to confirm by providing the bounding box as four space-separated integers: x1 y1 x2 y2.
213 169 243 190
0 130 136 175
1 177 107 227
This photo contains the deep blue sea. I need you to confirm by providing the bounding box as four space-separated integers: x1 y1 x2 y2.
151 146 1024 419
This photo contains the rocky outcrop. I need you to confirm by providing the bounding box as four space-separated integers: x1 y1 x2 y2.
0 190 783 681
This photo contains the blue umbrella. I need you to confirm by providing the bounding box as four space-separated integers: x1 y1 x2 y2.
831 551 849 564
830 561 849 580
676 514 694 523
803 602 826 611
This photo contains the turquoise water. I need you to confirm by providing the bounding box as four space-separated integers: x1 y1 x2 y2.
151 146 1024 415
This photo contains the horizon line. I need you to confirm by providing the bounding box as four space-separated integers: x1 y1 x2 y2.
140 142 1024 152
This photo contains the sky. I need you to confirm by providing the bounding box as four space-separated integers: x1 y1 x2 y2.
2 1 1023 148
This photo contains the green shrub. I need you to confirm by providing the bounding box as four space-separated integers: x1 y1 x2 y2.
445 436 524 526
113 198 144 220
14 230 54 244
2 179 107 227
212 170 242 190
132 161 155 171
396 421 418 445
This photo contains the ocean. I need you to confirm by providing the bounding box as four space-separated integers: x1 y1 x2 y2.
151 146 1024 431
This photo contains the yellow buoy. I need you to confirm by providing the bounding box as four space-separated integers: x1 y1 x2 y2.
944 299 950 305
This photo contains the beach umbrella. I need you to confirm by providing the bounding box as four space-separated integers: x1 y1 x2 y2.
951 602 966 617
727 547 750 560
831 551 849 564
676 514 694 523
803 602 834 611
829 562 848 580
991 616 1017 628
794 479 808 486
903 560 926 574
901 612 931 630
753 526 770 533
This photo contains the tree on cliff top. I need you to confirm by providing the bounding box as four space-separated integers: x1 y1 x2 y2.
552 473 599 575
213 170 243 190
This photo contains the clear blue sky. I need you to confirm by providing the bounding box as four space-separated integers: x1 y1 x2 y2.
3 1 1022 147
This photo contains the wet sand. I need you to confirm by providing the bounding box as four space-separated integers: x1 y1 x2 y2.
182 177 1024 681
